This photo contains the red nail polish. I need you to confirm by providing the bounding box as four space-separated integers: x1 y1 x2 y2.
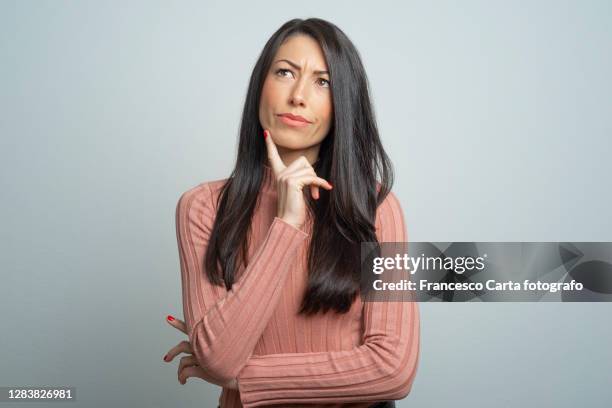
167 315 175 322
163 354 168 361
263 130 268 139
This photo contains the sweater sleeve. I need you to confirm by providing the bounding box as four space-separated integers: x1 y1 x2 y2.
235 191 420 407
175 183 309 385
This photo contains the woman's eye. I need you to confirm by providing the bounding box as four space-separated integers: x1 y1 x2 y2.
275 68 293 78
317 78 330 88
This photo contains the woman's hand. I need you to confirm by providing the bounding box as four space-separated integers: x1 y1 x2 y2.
264 129 333 229
163 315 238 390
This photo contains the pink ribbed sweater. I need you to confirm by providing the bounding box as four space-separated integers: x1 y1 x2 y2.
175 164 420 408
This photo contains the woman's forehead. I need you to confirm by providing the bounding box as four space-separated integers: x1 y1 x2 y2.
275 35 328 71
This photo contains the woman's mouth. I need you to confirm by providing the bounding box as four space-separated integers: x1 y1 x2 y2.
277 113 311 128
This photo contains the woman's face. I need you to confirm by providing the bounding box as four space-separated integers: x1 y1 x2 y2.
259 34 333 155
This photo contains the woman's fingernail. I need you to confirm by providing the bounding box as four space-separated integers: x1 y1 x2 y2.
167 315 175 322
263 130 268 139
163 354 169 362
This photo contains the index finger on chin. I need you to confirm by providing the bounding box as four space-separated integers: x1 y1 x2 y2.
264 129 285 175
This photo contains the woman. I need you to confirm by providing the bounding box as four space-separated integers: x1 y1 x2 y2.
164 18 420 408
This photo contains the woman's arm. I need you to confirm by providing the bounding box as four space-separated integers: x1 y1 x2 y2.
176 182 309 385
235 191 420 407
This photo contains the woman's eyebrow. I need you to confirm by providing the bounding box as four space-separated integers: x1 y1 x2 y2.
275 58 329 75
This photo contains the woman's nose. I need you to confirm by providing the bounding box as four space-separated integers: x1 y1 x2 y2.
290 93 306 106
290 81 307 106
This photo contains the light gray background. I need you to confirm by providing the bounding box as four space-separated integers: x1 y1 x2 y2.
1 0 611 407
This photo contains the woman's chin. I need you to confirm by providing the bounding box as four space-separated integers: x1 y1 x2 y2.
270 136 309 151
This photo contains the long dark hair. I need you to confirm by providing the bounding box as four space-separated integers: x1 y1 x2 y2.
205 18 394 315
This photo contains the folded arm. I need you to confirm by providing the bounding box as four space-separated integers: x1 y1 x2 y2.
235 191 420 407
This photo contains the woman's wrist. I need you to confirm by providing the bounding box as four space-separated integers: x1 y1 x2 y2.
278 216 302 230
